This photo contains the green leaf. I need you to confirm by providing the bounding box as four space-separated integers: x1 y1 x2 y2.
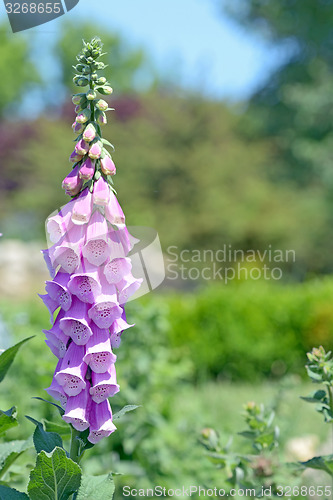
28 447 81 500
0 485 29 499
113 405 140 421
32 398 65 417
76 474 114 500
305 367 323 381
26 416 63 454
300 455 333 476
300 390 327 403
255 430 276 448
0 407 18 435
0 337 34 383
238 430 257 439
205 451 227 466
0 438 33 480
73 428 94 455
100 138 114 150
43 420 71 439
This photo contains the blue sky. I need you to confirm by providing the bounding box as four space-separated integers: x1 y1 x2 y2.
0 0 288 100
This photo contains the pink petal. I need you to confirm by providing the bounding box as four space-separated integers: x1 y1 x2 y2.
83 325 116 373
88 295 122 329
72 188 93 225
89 364 119 403
67 260 102 304
59 297 93 345
63 385 91 431
55 342 87 396
103 257 132 285
88 400 116 443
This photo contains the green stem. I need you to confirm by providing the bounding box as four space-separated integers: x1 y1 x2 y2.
89 73 95 123
328 385 333 417
69 426 81 464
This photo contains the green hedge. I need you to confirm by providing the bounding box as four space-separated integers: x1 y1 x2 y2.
1 277 333 385
163 278 333 380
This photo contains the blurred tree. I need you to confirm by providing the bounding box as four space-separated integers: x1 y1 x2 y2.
57 22 156 94
1 91 325 274
221 0 333 185
219 0 333 273
0 24 39 116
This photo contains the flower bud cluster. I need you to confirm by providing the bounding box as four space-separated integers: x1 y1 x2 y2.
63 37 115 198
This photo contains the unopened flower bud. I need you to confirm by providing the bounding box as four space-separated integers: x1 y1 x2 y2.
86 89 96 101
79 157 95 180
72 94 85 105
75 138 90 155
76 108 91 123
73 76 89 87
72 121 84 134
96 99 108 111
96 77 106 85
96 62 106 70
88 142 102 159
91 49 100 58
100 155 116 175
93 176 110 206
75 64 90 74
83 47 92 57
62 163 83 195
96 110 107 126
97 86 113 95
83 123 96 143
69 150 83 163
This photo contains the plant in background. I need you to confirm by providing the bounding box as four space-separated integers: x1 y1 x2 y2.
200 402 288 498
298 346 333 477
200 349 333 499
0 37 142 499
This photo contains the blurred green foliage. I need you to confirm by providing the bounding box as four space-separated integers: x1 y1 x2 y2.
166 278 333 380
0 25 39 116
0 294 329 495
1 92 326 276
222 0 333 273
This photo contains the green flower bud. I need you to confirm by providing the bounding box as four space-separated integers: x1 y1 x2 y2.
96 77 107 85
75 99 89 113
97 86 113 95
91 73 98 81
73 75 89 87
86 89 97 101
77 54 87 63
91 48 101 58
86 56 94 64
96 109 107 126
83 47 92 57
76 108 91 123
95 99 108 111
75 64 90 74
72 94 85 105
